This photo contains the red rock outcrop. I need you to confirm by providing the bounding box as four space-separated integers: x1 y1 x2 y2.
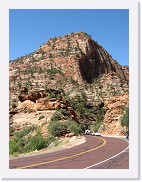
16 96 78 122
39 32 127 83
121 66 129 80
99 94 129 136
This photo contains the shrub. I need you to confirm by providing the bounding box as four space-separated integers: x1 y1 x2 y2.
15 126 36 138
9 127 57 155
50 111 61 121
48 119 83 137
120 107 129 128
24 108 32 113
10 126 37 155
66 120 82 135
59 108 69 118
47 68 62 75
120 107 129 135
25 134 47 151
45 135 57 146
48 120 67 137
68 93 87 116
93 122 102 132
91 108 105 132
38 115 45 120
11 102 17 108
95 108 105 123
9 126 15 136
9 138 19 154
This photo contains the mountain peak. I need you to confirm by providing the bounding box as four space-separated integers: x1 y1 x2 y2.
9 31 129 138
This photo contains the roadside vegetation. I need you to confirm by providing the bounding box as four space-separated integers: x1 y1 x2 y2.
48 119 82 137
9 126 57 156
9 90 105 157
67 92 105 131
120 107 129 136
47 91 105 136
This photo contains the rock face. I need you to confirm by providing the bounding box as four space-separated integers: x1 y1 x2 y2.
11 111 55 132
17 97 77 121
9 32 129 136
9 32 128 97
99 94 129 136
121 66 129 80
39 32 127 83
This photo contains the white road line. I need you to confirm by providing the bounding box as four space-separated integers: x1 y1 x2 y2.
84 137 129 169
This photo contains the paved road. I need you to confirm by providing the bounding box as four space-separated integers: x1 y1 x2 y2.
9 136 129 169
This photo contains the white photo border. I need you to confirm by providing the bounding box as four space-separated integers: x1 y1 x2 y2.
0 0 139 179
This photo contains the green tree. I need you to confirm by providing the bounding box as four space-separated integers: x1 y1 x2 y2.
66 120 82 135
120 107 129 136
48 120 67 137
121 107 129 127
26 134 47 151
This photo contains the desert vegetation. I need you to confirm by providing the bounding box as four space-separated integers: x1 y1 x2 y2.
120 107 129 136
9 125 57 156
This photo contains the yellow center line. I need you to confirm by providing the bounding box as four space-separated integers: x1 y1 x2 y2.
17 137 106 169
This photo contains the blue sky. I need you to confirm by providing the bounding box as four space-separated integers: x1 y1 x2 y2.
9 9 129 65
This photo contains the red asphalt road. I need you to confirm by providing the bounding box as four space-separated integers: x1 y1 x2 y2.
9 136 129 169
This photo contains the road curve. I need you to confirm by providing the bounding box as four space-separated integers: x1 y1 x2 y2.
9 136 129 169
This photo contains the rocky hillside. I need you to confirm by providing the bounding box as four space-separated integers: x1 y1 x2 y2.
9 32 129 136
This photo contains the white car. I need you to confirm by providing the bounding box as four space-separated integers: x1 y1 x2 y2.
84 129 91 135
91 131 101 136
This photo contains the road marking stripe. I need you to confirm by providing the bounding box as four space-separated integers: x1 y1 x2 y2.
16 137 106 169
85 138 129 169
